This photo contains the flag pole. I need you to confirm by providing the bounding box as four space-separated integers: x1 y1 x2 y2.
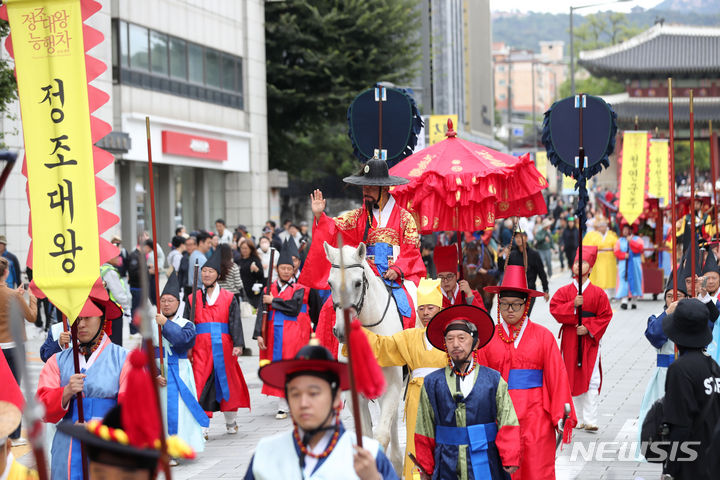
668 78 678 301
69 316 89 480
689 90 696 296
145 116 165 377
710 120 719 242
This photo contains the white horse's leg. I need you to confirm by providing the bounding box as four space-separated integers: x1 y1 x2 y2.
360 398 373 441
374 366 402 450
389 403 402 474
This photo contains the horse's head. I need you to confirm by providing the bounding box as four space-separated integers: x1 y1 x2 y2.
324 242 369 342
464 241 480 276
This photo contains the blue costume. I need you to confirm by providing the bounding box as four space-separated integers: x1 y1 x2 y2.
614 235 644 299
40 322 66 363
37 335 128 480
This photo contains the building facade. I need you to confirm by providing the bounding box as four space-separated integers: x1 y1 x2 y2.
0 0 271 269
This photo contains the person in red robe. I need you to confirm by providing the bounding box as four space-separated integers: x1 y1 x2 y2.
434 244 486 310
254 240 312 419
300 158 425 329
479 264 577 480
188 248 250 437
550 245 613 432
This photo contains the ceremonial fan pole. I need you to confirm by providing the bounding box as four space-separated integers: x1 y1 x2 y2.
337 237 363 447
138 255 172 479
145 117 165 377
689 91 697 296
575 94 586 368
710 120 719 238
668 78 678 300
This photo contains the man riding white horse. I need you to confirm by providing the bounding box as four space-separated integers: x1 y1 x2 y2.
301 157 426 329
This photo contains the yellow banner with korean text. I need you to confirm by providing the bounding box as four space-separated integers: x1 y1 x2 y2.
648 138 670 204
535 151 548 179
619 131 649 226
6 0 99 322
428 115 458 145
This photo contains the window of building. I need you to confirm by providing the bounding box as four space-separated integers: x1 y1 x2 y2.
499 93 506 100
113 20 244 109
129 23 149 71
169 37 187 79
498 65 505 72
150 31 169 75
499 79 506 86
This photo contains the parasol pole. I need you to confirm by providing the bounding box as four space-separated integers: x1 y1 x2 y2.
710 120 719 243
69 316 89 480
575 93 585 368
337 236 363 447
668 78 678 301
145 116 165 377
689 91 696 296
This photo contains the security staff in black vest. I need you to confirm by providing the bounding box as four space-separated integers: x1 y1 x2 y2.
661 298 720 479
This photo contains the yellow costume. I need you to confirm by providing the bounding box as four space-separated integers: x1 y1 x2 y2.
2 453 39 480
584 229 619 289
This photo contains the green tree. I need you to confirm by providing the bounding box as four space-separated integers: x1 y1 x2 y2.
265 0 421 181
557 12 642 100
0 21 17 118
674 140 710 173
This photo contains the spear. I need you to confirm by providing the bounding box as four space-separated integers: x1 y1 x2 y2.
711 121 720 238
145 116 165 377
9 297 48 480
668 78 678 301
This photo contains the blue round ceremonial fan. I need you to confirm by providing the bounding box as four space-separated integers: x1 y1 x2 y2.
347 84 423 168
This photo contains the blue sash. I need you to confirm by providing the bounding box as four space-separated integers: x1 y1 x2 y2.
507 369 543 390
69 397 116 423
156 348 210 433
271 305 307 362
367 242 411 318
196 322 230 403
436 422 498 480
657 353 674 368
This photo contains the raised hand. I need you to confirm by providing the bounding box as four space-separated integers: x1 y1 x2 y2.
311 189 326 219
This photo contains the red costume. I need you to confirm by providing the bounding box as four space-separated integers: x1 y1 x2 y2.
434 244 486 310
549 247 613 396
253 280 312 397
191 286 251 413
481 265 576 480
300 196 425 332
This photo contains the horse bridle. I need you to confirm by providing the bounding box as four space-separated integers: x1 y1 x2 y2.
330 262 394 328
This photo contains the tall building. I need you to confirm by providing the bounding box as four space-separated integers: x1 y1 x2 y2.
416 0 498 147
492 40 567 148
0 0 271 268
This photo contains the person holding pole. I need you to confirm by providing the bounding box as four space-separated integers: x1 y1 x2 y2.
187 248 250 437
253 240 312 419
613 222 644 310
36 293 130 480
478 263 576 479
550 246 612 432
244 340 398 479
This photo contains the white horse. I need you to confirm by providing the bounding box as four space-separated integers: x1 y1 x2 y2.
324 242 406 472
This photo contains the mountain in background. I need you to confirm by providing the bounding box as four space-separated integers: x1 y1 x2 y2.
493 1 720 52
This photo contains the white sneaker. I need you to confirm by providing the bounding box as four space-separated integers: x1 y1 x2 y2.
202 428 209 441
275 410 288 420
226 422 238 434
169 459 178 467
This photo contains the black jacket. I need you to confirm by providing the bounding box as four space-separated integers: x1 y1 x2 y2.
500 246 549 293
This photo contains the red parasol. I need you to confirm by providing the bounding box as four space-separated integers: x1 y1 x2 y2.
389 119 548 234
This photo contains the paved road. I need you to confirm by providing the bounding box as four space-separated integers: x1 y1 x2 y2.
15 266 664 479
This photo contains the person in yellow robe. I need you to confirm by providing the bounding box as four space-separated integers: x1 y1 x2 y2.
364 278 447 479
583 216 618 291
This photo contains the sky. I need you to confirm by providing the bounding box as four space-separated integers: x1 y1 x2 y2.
490 0 664 14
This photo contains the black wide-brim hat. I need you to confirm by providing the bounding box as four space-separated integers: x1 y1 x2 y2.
426 304 495 351
343 158 409 186
259 344 350 391
662 298 712 348
57 406 160 466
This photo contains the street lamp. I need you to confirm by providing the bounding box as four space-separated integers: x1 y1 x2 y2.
569 0 632 95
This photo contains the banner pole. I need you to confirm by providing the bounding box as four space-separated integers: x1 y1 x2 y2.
668 78 678 301
689 90 696 296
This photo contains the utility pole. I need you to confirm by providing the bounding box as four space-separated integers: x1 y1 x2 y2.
507 54 513 152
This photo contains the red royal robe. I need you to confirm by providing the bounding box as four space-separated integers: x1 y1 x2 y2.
476 320 577 480
315 295 340 359
255 281 312 397
299 199 425 331
441 287 486 310
192 287 250 413
549 281 612 396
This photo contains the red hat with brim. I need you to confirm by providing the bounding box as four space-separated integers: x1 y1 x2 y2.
79 290 123 320
259 344 350 391
426 304 495 351
574 245 598 269
484 264 544 297
433 245 458 274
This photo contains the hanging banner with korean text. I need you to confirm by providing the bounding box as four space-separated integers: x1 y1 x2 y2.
2 0 118 322
618 131 649 226
648 138 669 205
